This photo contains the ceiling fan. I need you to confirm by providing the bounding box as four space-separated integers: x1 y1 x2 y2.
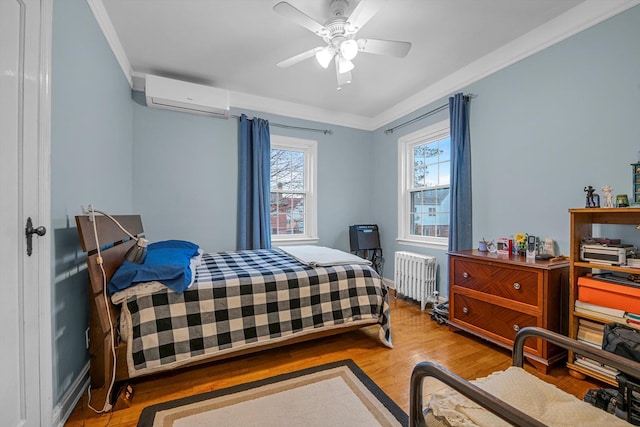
273 0 412 90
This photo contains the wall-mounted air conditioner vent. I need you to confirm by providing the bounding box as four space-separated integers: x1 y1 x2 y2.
145 74 230 118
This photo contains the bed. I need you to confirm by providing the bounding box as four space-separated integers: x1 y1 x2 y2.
409 326 640 427
75 214 391 396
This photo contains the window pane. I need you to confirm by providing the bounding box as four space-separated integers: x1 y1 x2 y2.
403 121 451 242
439 161 450 186
415 141 443 188
409 212 417 235
439 137 451 162
409 186 452 238
410 192 420 235
413 146 425 188
270 192 305 235
271 149 304 191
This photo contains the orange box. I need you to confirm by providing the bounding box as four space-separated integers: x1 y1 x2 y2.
578 277 640 313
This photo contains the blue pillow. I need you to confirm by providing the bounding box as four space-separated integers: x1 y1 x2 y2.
109 240 200 294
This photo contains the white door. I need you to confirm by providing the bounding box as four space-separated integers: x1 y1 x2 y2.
0 0 52 425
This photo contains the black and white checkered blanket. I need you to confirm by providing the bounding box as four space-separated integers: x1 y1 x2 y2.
120 249 391 377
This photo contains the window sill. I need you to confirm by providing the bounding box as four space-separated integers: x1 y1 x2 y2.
396 237 448 251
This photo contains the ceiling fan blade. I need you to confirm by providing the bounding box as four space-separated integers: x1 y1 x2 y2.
357 38 412 58
273 2 328 36
335 60 352 90
277 47 323 68
345 0 387 33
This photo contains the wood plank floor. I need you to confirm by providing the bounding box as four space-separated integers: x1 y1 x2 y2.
65 298 604 426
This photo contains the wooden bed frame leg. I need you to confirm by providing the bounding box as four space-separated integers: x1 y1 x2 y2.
112 383 135 411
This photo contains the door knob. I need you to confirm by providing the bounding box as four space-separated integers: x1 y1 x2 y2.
25 217 46 256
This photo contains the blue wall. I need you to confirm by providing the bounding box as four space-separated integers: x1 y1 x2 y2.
372 5 640 297
51 0 134 405
467 5 640 252
131 102 375 254
49 0 640 414
371 100 451 289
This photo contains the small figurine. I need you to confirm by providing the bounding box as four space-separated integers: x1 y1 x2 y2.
584 185 600 208
602 185 614 208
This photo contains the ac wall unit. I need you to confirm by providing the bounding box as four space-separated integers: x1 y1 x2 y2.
145 74 230 118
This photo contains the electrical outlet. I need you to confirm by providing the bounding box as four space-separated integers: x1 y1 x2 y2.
85 328 90 349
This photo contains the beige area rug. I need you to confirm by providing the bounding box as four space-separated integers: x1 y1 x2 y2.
137 360 407 427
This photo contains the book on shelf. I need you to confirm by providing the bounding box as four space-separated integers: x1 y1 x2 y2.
575 300 626 318
574 354 618 379
627 317 640 326
626 312 640 321
576 337 601 349
578 318 605 332
577 326 603 346
574 307 625 324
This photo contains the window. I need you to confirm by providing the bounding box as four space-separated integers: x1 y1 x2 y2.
270 135 318 244
398 119 450 247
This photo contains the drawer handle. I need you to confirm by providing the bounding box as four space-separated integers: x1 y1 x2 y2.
513 324 520 332
463 272 469 279
463 307 469 314
513 282 521 290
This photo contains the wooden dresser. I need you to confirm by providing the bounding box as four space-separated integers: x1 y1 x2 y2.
448 250 570 373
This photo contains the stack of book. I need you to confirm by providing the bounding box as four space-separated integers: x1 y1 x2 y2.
575 300 626 322
574 354 619 379
576 318 604 347
575 300 640 330
573 299 640 380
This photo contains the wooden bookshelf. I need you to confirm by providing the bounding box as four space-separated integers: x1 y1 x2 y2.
567 208 640 385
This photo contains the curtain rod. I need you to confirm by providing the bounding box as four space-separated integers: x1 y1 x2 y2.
232 114 333 135
384 93 475 135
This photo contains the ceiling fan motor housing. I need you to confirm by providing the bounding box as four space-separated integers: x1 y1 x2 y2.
329 0 350 18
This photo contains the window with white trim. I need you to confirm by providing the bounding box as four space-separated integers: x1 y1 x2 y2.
398 119 450 247
270 135 318 244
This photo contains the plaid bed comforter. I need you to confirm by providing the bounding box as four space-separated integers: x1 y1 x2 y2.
119 248 391 377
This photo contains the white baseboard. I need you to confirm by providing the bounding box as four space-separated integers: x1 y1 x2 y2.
52 363 90 427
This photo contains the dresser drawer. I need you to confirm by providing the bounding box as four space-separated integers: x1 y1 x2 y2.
452 258 540 307
452 293 540 354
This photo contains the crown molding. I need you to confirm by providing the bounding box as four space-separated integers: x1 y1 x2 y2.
370 0 640 130
86 0 132 87
89 0 640 131
230 91 372 130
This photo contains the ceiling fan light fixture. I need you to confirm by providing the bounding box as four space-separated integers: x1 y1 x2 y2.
337 56 354 74
339 39 359 61
315 47 335 68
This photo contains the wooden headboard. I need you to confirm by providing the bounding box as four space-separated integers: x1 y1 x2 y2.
75 214 144 388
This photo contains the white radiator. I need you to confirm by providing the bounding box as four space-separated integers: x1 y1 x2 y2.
394 251 437 311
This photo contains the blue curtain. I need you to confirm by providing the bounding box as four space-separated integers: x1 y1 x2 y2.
238 114 271 250
448 93 472 251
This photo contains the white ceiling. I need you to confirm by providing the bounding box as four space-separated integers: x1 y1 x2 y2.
91 0 639 129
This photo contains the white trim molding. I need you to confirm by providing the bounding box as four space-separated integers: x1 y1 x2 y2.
86 0 133 87
373 0 640 129
89 0 640 130
52 364 90 427
270 135 318 245
40 0 54 424
397 120 450 248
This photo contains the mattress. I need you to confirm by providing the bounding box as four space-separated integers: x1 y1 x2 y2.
112 248 392 377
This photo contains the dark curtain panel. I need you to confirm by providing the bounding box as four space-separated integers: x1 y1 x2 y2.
238 114 271 250
448 93 472 251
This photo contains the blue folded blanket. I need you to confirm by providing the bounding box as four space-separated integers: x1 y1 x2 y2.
108 240 200 294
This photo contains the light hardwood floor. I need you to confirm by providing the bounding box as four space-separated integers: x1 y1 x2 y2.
65 298 604 426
